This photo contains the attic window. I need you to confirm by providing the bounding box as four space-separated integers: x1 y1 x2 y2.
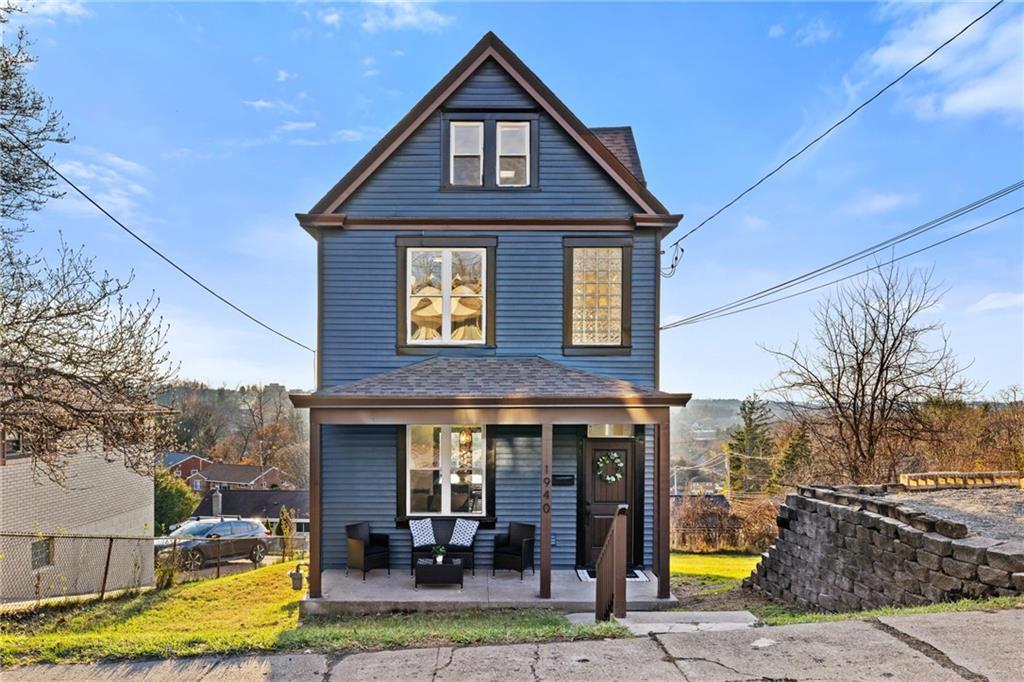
449 122 483 186
496 122 529 186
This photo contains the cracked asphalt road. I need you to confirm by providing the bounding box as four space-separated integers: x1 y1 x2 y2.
6 608 1021 681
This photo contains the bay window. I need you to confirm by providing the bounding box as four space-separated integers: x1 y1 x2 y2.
407 425 486 516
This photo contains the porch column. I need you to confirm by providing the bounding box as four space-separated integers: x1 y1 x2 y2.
539 422 553 598
308 410 322 598
656 418 670 599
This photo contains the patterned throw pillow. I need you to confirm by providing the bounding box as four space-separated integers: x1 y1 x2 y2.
409 518 436 548
450 518 479 548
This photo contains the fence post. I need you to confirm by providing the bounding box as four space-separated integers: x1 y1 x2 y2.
99 537 114 600
216 539 221 579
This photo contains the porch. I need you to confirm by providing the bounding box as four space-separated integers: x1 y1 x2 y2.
291 356 691 608
302 568 675 616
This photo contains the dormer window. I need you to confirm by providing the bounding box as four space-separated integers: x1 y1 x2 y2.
443 114 537 189
449 122 483 186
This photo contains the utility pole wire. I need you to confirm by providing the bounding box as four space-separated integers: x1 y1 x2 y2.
0 122 316 354
663 180 1023 328
664 206 1023 328
661 0 1007 277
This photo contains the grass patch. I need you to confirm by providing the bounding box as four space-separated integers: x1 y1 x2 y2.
670 551 761 581
757 593 1024 626
0 562 627 667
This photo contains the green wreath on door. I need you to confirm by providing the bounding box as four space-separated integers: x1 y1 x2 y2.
595 451 625 484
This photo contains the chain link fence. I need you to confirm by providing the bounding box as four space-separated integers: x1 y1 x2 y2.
0 532 308 607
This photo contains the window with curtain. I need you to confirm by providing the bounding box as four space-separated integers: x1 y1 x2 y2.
407 247 486 345
408 425 486 515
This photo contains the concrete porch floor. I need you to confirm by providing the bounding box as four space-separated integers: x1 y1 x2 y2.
300 568 677 616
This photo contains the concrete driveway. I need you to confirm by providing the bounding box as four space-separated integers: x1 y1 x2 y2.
7 608 1021 681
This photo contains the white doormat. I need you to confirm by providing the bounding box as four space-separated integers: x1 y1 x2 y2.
575 568 650 582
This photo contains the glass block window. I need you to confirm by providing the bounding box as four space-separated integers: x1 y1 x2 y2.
408 425 485 515
571 247 623 345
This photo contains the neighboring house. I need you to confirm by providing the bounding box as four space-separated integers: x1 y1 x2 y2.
160 451 210 480
186 463 284 492
0 443 154 603
194 489 310 535
289 32 690 600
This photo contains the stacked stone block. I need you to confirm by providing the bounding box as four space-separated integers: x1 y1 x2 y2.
745 485 1024 611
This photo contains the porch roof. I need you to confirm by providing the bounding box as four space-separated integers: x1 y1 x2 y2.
290 356 690 409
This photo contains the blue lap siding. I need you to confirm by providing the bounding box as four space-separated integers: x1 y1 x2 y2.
320 424 655 570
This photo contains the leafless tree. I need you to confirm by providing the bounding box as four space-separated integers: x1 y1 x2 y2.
765 263 973 483
0 3 174 482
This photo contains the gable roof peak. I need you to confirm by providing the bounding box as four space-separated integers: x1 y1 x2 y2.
306 32 671 218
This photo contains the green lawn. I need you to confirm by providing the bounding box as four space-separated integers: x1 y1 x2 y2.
0 562 627 667
669 552 762 580
757 594 1024 626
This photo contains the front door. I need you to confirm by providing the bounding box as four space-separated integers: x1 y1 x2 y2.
583 438 634 566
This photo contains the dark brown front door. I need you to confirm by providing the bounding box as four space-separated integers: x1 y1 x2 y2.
583 439 634 566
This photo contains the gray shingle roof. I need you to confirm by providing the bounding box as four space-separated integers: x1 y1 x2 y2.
296 356 688 406
195 489 309 519
197 463 276 484
590 126 646 186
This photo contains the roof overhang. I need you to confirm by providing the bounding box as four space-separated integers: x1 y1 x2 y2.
291 392 691 410
295 213 683 238
302 32 674 228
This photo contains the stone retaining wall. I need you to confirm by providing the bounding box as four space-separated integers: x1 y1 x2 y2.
745 484 1024 611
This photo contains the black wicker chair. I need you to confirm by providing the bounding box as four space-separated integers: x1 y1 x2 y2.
492 522 535 579
346 522 390 580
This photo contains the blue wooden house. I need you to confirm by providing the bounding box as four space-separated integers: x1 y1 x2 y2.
291 32 689 603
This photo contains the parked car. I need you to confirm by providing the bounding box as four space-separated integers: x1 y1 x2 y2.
155 518 270 570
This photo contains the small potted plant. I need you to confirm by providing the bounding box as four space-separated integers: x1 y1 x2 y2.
431 544 447 564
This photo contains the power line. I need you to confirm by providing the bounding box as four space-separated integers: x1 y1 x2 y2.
661 0 1007 277
0 123 316 354
664 206 1023 328
662 181 1023 328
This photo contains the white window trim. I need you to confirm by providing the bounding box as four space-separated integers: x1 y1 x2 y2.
496 121 530 187
406 247 487 346
406 425 487 517
449 121 484 186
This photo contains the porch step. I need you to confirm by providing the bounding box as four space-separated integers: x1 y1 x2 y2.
567 610 757 635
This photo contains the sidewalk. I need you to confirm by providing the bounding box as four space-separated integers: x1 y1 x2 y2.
6 608 1020 681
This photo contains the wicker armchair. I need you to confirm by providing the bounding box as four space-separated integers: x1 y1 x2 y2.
346 522 390 580
492 522 535 579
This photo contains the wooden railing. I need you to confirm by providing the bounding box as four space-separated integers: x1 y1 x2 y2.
595 504 628 622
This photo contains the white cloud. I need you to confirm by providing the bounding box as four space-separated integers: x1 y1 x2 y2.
288 128 366 146
768 24 785 39
393 49 406 57
842 192 916 216
276 121 316 133
20 0 90 22
52 150 155 226
795 19 833 46
867 5 1023 120
968 292 1024 313
275 69 296 82
361 1 453 33
319 8 343 28
363 68 379 78
160 147 215 162
242 99 298 113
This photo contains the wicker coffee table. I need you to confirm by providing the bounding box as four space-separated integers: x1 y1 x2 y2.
414 557 463 589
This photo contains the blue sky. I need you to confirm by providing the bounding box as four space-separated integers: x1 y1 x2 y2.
14 1 1024 398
